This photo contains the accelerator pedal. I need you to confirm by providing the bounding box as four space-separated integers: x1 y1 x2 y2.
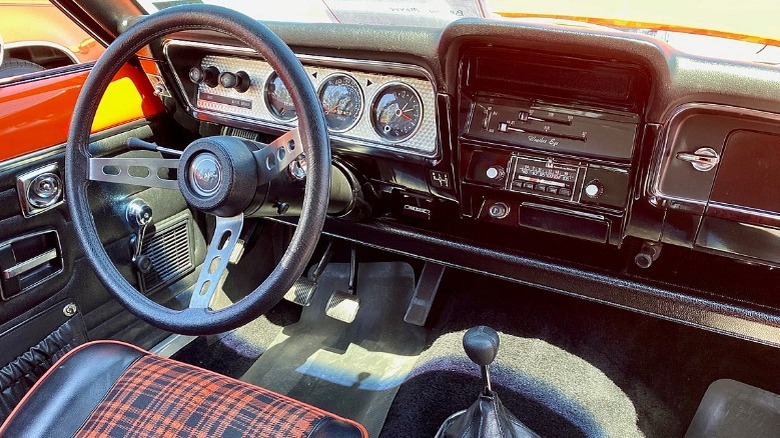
326 244 360 323
284 241 334 306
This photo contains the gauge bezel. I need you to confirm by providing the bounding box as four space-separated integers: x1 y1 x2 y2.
316 73 364 133
369 81 424 144
263 71 297 122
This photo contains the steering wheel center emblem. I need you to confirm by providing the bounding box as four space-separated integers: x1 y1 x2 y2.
189 153 222 196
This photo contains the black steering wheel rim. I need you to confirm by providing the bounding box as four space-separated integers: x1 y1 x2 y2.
65 4 331 335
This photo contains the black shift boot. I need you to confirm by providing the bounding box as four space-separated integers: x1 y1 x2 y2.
435 326 539 438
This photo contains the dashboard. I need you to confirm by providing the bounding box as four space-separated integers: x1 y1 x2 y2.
143 20 780 345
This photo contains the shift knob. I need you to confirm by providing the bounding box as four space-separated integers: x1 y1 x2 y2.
463 326 500 367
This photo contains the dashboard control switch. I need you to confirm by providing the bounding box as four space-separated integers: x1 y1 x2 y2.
634 242 662 269
485 166 505 181
219 71 251 93
487 202 510 219
189 66 219 88
584 180 604 199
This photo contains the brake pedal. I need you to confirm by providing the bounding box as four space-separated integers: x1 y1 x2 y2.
326 244 360 323
284 241 334 306
325 291 361 323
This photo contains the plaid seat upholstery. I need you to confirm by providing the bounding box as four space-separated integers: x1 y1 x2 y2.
70 353 363 438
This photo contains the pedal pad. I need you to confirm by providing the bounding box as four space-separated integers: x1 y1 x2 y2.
325 291 360 323
283 277 317 306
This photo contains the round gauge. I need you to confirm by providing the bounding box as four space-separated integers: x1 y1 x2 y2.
318 74 363 132
264 72 296 121
370 83 423 142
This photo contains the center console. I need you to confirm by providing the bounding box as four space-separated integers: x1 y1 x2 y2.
456 47 650 246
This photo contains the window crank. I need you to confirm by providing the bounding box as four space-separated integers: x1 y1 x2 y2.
126 199 154 274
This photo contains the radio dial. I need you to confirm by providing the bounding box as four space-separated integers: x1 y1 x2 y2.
485 166 506 181
584 180 604 199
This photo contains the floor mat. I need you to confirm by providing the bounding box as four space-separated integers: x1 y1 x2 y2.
686 379 780 437
240 262 425 438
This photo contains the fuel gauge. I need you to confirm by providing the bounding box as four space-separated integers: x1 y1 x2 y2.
264 72 296 122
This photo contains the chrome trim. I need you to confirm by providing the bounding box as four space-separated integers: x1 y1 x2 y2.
189 214 244 309
2 248 58 280
317 72 364 133
162 39 439 158
369 81 425 144
708 202 780 223
676 147 719 172
4 40 80 64
648 102 780 209
0 230 63 300
89 156 179 190
16 163 65 218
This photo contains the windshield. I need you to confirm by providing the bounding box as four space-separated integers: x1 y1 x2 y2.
135 0 780 63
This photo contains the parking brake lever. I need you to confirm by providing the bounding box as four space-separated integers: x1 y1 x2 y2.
127 199 154 274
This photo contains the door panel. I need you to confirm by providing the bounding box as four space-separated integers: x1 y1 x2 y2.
0 61 191 422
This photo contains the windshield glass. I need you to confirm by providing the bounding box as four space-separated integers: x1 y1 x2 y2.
135 0 780 63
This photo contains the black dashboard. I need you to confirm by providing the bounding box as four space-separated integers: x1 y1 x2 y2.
141 18 780 346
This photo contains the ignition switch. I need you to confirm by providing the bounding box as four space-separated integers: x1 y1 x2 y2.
126 199 154 274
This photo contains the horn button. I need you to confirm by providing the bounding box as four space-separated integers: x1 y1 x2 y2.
178 136 259 217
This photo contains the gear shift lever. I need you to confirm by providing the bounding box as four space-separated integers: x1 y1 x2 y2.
435 326 539 438
463 326 499 395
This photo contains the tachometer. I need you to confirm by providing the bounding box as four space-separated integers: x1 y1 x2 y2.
318 74 363 132
370 83 422 142
264 72 296 121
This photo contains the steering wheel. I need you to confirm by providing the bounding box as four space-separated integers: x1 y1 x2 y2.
65 5 330 335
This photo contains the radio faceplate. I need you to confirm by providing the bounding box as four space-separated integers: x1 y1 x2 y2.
506 155 581 202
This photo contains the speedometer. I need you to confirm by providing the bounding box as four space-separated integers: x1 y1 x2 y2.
370 83 422 142
318 74 363 132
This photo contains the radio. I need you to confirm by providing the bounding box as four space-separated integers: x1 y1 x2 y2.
466 149 630 210
506 155 580 202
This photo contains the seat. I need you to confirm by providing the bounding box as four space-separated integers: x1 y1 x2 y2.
0 341 367 437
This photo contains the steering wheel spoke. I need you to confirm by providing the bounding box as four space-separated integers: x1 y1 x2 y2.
89 156 179 189
253 128 304 185
189 214 244 309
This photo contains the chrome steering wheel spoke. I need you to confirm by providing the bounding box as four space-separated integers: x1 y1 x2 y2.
89 156 179 189
188 213 244 309
253 128 304 185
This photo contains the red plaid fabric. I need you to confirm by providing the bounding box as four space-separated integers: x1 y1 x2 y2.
73 355 362 437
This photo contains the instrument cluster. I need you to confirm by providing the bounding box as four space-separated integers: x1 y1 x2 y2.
176 49 438 157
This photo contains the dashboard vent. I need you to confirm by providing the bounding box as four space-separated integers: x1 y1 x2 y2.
139 215 194 293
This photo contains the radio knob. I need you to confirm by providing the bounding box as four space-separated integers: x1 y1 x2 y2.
584 180 604 199
485 166 506 181
488 202 510 219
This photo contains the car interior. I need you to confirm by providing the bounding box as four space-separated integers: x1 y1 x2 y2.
2 1 780 437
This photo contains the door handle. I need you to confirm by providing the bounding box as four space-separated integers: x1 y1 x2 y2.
2 248 58 280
